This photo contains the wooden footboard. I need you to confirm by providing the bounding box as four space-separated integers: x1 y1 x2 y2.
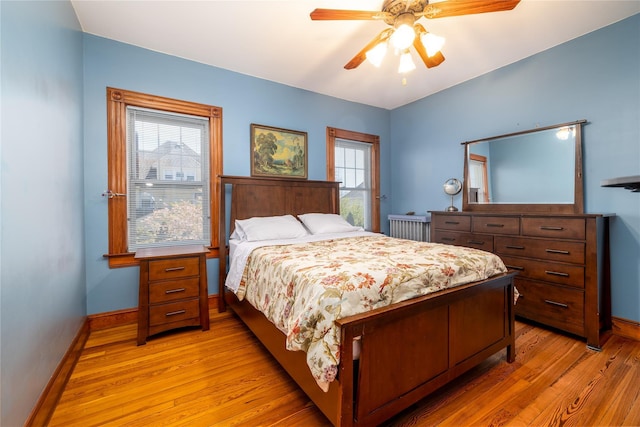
228 272 516 427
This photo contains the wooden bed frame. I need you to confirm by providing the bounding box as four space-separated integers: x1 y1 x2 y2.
218 175 516 427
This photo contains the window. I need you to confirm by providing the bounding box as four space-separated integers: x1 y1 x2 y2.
468 153 489 203
326 127 380 232
126 107 210 251
106 88 222 267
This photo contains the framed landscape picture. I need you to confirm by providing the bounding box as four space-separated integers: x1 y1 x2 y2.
250 124 307 179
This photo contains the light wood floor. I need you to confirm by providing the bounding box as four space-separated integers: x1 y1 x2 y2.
49 309 640 427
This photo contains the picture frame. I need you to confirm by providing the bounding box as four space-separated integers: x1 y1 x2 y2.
250 124 308 179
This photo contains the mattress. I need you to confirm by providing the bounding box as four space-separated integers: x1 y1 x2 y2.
227 233 508 391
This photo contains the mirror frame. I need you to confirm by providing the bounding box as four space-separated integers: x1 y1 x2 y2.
462 120 586 214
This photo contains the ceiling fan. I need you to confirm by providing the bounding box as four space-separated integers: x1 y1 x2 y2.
310 0 520 73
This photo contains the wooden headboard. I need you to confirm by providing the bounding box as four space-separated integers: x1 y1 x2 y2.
217 175 341 311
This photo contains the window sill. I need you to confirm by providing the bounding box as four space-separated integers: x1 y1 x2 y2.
103 247 219 268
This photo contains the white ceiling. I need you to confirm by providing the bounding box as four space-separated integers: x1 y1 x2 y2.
70 0 640 110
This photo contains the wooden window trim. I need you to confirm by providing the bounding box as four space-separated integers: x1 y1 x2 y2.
325 127 380 233
104 88 222 268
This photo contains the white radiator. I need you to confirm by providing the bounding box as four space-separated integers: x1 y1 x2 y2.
388 214 430 242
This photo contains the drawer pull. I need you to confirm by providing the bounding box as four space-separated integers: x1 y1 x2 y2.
540 226 564 231
544 300 569 309
165 309 187 317
165 288 186 294
467 240 485 245
505 265 524 271
546 270 569 277
441 237 456 242
165 266 185 272
506 245 525 250
485 223 504 228
546 249 570 255
444 221 460 225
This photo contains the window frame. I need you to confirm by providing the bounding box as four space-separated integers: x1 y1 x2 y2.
105 88 222 267
326 127 380 233
469 153 489 203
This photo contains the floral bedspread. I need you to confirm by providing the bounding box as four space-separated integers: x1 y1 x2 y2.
235 234 507 392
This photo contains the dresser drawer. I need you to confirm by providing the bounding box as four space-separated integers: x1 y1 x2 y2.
433 231 493 252
432 215 471 231
149 298 200 326
494 236 585 265
500 255 584 288
149 277 200 303
522 217 585 240
515 279 584 336
472 216 520 235
149 256 200 281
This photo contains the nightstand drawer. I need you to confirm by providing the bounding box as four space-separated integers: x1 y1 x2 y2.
149 257 200 281
150 278 200 303
432 215 471 231
149 299 200 326
433 231 493 252
495 236 585 264
472 216 520 235
515 279 584 336
501 255 584 288
522 217 585 240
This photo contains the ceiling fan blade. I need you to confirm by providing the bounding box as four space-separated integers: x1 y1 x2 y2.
420 0 520 19
344 29 393 70
310 8 389 21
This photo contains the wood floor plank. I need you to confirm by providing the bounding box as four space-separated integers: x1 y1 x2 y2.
269 404 330 427
522 338 627 426
49 310 640 427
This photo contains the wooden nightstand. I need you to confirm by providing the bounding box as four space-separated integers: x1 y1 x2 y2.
135 245 210 345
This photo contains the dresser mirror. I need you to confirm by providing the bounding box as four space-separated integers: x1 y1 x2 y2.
462 120 586 213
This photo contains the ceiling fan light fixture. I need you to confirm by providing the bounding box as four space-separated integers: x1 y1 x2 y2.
390 24 415 50
390 13 416 51
398 51 416 74
421 32 445 57
365 42 388 67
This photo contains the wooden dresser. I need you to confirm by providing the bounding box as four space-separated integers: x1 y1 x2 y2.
135 245 210 345
431 211 611 349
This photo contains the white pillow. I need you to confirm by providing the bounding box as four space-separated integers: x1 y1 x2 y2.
229 226 246 241
234 215 309 242
298 213 363 234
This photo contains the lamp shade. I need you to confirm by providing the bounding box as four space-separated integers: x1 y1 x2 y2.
421 32 445 57
365 42 388 67
390 24 415 51
398 52 416 74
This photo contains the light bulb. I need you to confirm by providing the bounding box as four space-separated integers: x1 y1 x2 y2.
555 126 575 140
365 42 387 67
421 32 445 57
398 52 416 74
391 24 415 51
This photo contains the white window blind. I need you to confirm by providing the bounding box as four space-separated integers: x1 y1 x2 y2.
126 107 210 250
335 139 372 230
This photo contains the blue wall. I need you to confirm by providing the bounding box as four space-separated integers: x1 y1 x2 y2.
1 2 638 424
0 1 85 425
82 35 392 315
390 14 640 323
